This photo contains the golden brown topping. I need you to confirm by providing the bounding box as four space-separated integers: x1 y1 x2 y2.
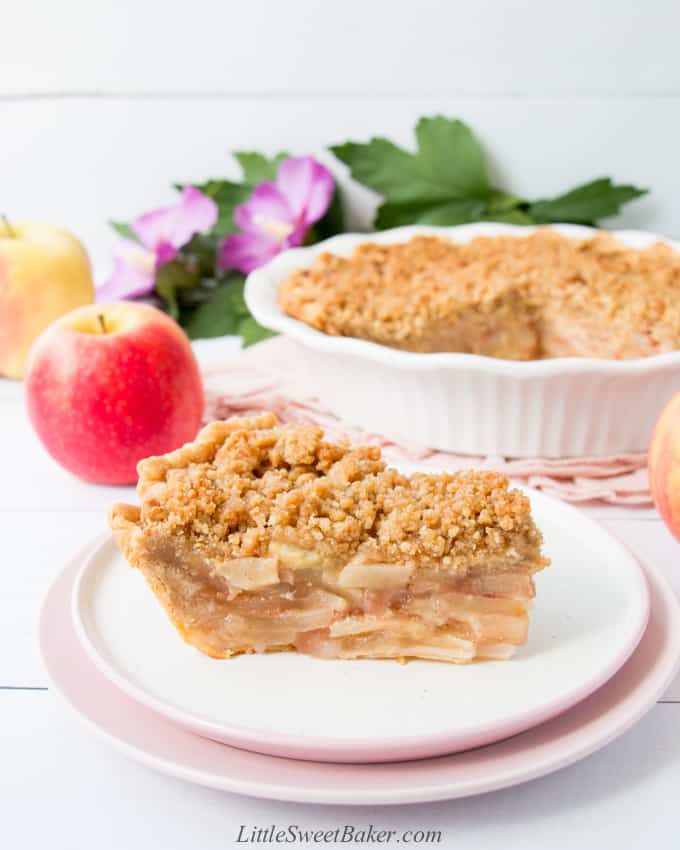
115 413 547 573
278 231 680 359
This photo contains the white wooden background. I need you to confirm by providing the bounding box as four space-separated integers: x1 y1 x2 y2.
3 0 680 276
2 2 680 847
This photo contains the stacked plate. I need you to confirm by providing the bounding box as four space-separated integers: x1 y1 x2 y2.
40 478 680 805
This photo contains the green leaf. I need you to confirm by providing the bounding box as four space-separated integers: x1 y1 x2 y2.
485 191 525 214
372 193 534 229
481 209 534 225
331 116 490 207
155 260 202 319
375 198 487 229
237 316 278 347
414 116 488 199
312 186 345 240
233 151 288 184
181 233 219 276
331 138 431 204
332 115 650 231
181 274 248 339
110 221 139 242
180 274 277 346
527 178 647 225
193 179 251 237
174 280 222 308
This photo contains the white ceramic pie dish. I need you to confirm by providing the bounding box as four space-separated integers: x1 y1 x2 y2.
245 222 680 458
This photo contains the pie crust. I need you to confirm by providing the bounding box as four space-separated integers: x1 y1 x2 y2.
110 413 549 663
278 230 680 359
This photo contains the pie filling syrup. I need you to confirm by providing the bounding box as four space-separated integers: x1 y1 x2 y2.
110 414 549 664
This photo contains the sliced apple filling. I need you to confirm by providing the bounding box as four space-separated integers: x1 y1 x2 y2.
115 536 535 662
109 414 548 665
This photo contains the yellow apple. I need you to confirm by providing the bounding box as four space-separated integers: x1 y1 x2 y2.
0 219 94 378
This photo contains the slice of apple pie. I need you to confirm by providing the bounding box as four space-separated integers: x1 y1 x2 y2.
110 413 549 663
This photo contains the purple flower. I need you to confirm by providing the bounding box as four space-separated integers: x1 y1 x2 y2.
220 156 334 274
97 186 218 301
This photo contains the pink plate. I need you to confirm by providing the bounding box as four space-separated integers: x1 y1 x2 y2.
40 545 680 805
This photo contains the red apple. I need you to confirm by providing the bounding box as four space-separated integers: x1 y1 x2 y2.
24 302 204 484
648 391 680 542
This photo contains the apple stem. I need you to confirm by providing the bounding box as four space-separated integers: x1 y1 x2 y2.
1 214 16 238
97 313 107 334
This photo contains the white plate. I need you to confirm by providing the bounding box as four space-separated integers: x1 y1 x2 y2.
72 484 649 763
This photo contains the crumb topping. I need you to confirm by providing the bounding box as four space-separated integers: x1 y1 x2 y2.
278 231 680 359
113 413 547 572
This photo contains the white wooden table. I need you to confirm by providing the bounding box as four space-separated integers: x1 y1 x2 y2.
1 350 679 850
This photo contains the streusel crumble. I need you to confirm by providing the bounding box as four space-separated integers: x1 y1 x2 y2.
278 231 680 359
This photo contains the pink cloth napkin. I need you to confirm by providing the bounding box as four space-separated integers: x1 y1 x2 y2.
200 339 652 507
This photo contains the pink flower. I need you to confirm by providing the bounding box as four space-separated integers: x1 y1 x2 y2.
97 186 217 301
220 156 334 274
98 240 157 301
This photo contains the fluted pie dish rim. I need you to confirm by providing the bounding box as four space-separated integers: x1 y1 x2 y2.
245 221 680 376
244 223 680 457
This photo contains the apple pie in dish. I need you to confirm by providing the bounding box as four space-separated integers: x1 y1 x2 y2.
110 413 549 664
278 230 680 360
